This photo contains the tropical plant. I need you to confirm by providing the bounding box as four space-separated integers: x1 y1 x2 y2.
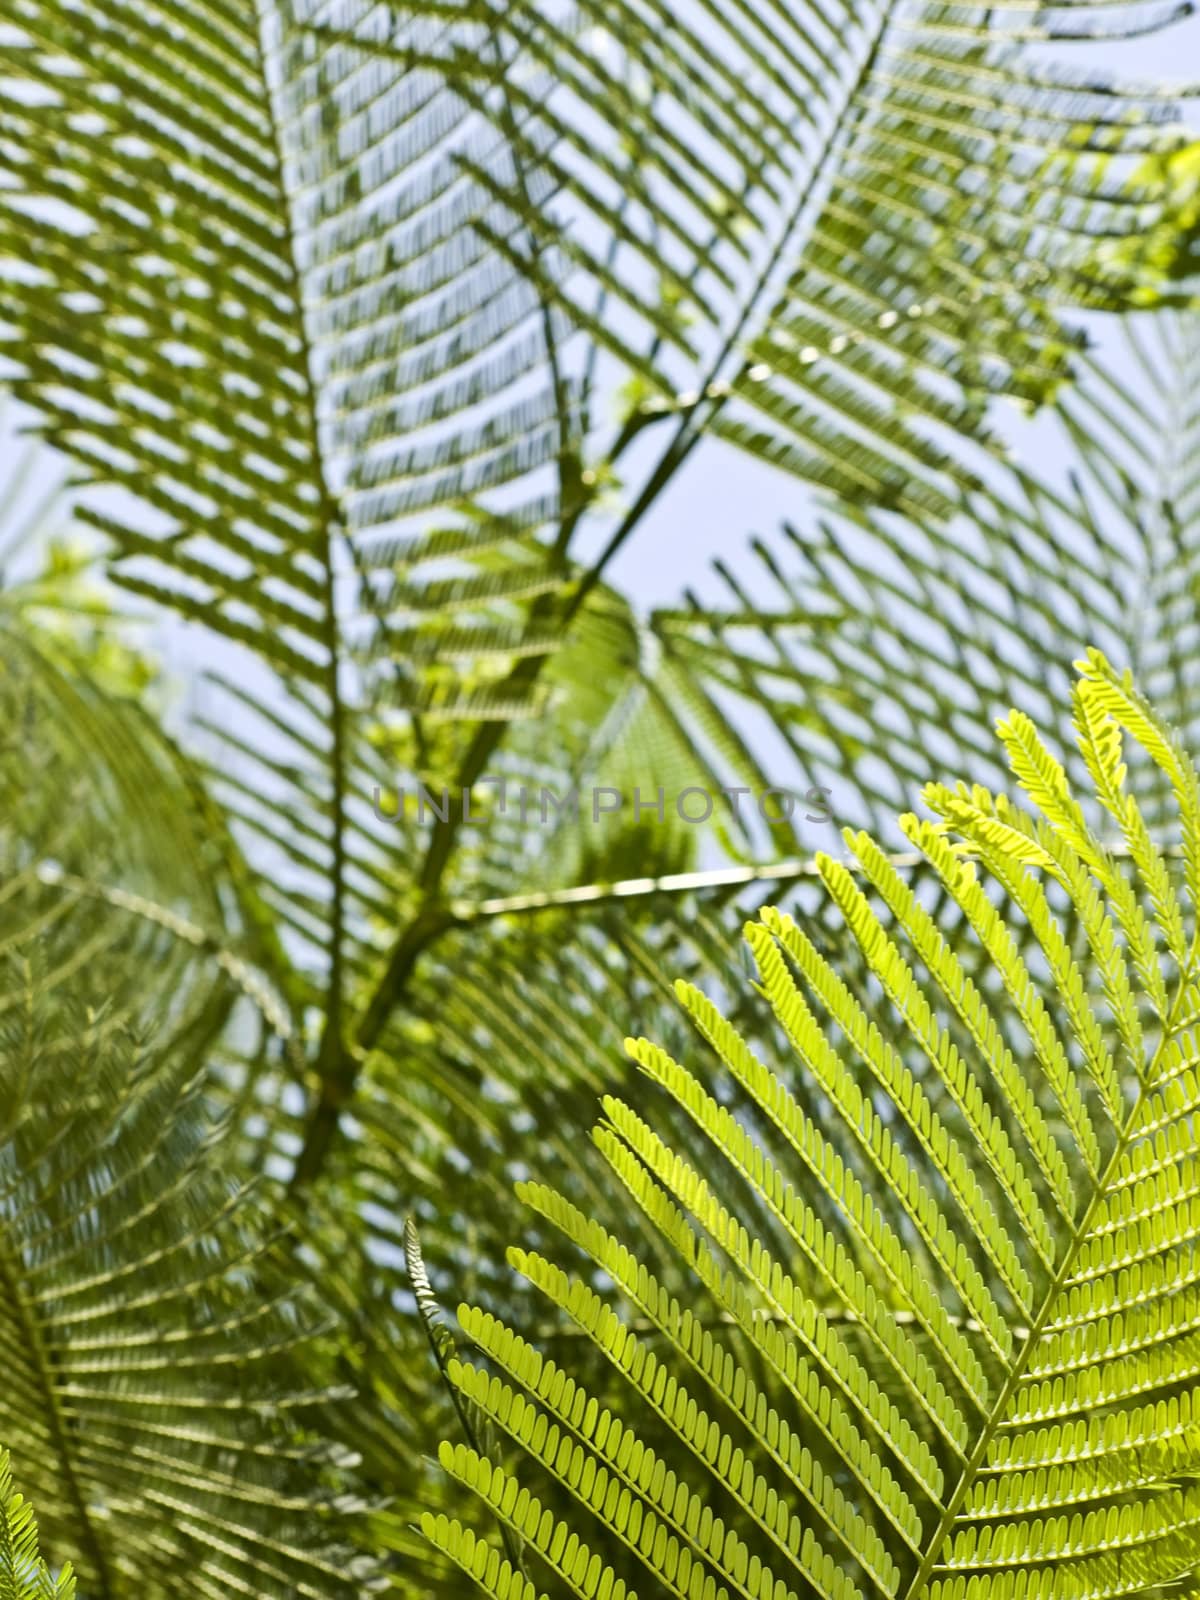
431 648 1200 1600
0 1451 74 1600
0 842 374 1597
1 0 1196 1201
1 0 1200 1590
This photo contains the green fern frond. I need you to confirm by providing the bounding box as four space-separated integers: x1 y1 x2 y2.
0 1451 73 1600
431 649 1200 1600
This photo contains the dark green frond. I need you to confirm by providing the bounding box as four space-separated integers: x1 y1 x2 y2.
0 947 374 1597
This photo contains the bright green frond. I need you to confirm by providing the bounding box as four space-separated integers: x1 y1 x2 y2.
432 651 1200 1600
0 1452 73 1600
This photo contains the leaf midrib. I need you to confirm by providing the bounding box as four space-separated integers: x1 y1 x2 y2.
902 972 1196 1600
251 1 351 1083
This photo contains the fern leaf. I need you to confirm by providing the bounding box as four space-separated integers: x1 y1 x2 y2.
0 1452 73 1600
432 651 1200 1600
